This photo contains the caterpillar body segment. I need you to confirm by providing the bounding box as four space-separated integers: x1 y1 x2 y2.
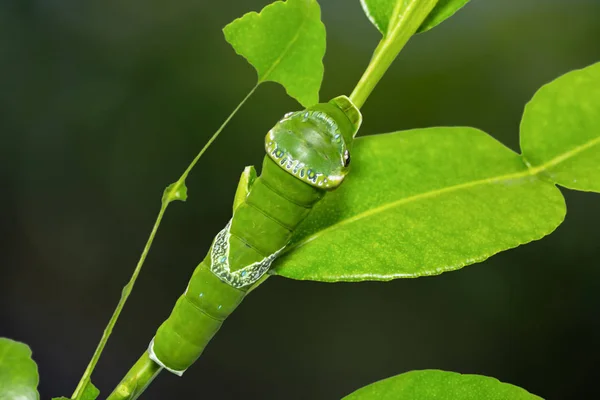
149 96 362 374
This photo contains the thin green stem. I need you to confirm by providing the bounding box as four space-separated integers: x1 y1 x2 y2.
180 84 259 183
350 0 439 111
107 353 162 400
72 85 259 400
72 204 167 399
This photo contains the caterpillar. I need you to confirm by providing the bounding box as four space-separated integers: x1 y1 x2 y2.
148 96 362 375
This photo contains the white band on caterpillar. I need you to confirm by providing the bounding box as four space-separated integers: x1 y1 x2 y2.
210 219 286 288
147 337 187 376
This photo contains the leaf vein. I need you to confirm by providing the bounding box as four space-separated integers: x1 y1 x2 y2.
258 5 310 83
287 168 536 252
528 135 600 174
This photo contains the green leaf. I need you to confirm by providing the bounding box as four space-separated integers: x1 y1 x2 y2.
0 338 40 400
274 62 600 282
521 62 600 193
82 382 100 400
273 127 566 281
223 0 326 107
359 0 395 35
162 181 188 204
342 370 542 400
52 381 99 400
78 381 100 400
360 0 471 35
418 0 471 33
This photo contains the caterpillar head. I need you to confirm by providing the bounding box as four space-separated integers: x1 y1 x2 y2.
265 96 362 190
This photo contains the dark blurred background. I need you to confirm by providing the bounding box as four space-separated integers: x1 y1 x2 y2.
1 0 599 399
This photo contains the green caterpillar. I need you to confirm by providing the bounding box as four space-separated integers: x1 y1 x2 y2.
148 96 362 375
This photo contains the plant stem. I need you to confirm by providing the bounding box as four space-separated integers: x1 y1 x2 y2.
71 85 259 400
177 84 259 185
71 204 167 400
107 353 162 400
350 0 439 111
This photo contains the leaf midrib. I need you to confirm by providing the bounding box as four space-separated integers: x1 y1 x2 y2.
287 169 533 252
258 3 310 83
526 135 600 173
285 134 600 253
389 0 432 37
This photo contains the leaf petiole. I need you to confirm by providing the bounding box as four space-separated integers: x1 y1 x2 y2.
350 0 439 111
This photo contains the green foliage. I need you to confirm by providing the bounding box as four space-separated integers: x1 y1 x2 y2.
273 62 600 282
0 338 39 400
342 370 541 400
25 0 597 397
223 0 326 107
521 62 600 193
360 0 397 35
273 127 565 281
360 0 471 35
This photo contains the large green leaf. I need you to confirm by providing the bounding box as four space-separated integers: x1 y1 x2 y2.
272 127 566 281
223 0 326 107
0 338 39 400
521 62 600 193
274 61 600 282
342 370 542 400
360 0 471 35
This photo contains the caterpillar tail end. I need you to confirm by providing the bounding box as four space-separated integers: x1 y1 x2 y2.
147 337 187 376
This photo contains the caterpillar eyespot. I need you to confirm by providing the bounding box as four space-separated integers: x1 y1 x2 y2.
343 150 351 167
148 96 362 375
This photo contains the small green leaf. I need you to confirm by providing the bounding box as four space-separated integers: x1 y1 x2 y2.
81 382 100 400
521 62 600 193
67 381 100 400
223 0 326 107
162 181 188 204
343 370 542 400
360 0 470 35
0 338 40 400
53 379 99 400
359 0 396 35
273 127 565 281
52 383 101 400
